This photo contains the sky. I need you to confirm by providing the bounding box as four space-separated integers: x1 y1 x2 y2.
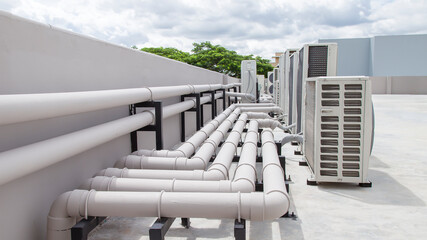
1 0 426 60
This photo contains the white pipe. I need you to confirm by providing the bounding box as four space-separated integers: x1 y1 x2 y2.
86 121 259 192
132 106 238 158
133 103 235 157
245 112 271 119
234 103 275 107
0 98 205 186
226 92 255 101
47 129 289 240
0 84 225 126
115 112 247 172
239 106 282 113
280 134 303 146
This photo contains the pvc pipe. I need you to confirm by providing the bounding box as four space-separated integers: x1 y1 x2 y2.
246 112 271 119
226 92 255 101
0 84 226 126
47 129 289 240
239 106 282 113
0 98 204 186
280 134 303 146
234 103 275 107
133 104 235 157
87 121 259 192
115 112 247 171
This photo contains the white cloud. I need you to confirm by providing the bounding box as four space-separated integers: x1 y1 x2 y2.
1 0 426 59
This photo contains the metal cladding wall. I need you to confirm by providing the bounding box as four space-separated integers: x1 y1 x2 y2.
0 11 237 240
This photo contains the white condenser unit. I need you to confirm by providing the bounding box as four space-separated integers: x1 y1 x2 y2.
281 49 298 117
278 54 285 109
295 43 338 134
287 51 299 128
241 60 257 103
267 71 274 95
273 68 280 104
304 76 373 186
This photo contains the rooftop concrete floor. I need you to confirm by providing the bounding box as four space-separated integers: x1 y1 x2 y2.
89 95 427 240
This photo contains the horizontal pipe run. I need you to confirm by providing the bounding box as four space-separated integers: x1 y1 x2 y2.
280 134 303 146
118 110 244 170
0 98 208 186
86 121 259 192
0 83 238 126
47 131 289 239
225 92 255 101
133 104 236 157
239 106 282 113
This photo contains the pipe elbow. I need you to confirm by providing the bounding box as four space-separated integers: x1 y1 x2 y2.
47 192 76 240
263 191 290 220
184 156 206 170
231 178 255 193
203 168 227 181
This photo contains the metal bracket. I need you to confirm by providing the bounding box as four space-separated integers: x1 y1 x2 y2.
359 181 373 187
201 91 217 119
234 219 246 240
129 101 163 152
215 89 226 112
149 217 175 240
181 218 191 228
71 217 106 240
180 93 202 142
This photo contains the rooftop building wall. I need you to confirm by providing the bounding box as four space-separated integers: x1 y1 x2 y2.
0 11 237 240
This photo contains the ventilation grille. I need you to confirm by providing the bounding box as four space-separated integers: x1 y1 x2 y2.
308 46 328 77
319 81 364 179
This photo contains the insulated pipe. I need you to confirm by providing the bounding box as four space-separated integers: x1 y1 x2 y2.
131 106 238 159
115 112 247 172
280 134 303 146
133 101 235 157
0 84 228 126
0 98 207 186
245 112 271 119
225 92 255 101
47 129 289 240
87 121 259 191
234 103 275 107
239 106 282 113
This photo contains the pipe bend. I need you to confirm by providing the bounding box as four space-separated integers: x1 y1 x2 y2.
231 178 255 193
184 156 206 170
263 191 290 220
204 168 227 180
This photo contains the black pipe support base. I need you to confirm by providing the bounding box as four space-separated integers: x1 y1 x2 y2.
234 219 246 240
181 218 191 228
71 217 106 240
359 181 373 187
149 217 176 240
299 161 308 166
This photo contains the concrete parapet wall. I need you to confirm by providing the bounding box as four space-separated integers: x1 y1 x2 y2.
0 11 237 240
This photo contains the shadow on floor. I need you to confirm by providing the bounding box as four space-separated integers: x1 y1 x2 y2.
316 169 425 207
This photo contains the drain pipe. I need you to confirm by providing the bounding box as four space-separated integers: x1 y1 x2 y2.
239 106 282 113
0 83 236 126
0 95 218 186
280 134 303 146
47 130 289 240
81 121 259 192
225 92 256 101
115 112 248 171
133 104 237 157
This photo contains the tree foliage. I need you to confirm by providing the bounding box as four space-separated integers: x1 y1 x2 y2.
138 41 273 78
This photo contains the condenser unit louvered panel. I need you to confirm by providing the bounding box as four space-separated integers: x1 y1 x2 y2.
273 68 280 104
304 76 372 184
267 71 274 95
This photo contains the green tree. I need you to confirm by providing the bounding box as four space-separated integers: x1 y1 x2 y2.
140 47 190 62
138 42 273 78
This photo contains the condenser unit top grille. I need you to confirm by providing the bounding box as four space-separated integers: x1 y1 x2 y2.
308 46 328 77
